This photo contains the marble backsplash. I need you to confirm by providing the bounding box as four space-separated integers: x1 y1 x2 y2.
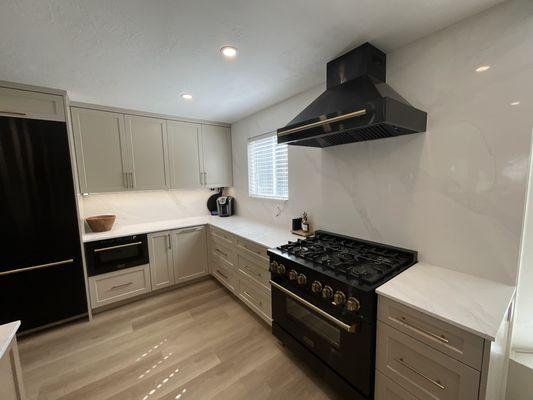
230 0 533 286
80 190 213 230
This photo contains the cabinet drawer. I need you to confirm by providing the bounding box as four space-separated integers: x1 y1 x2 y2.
375 371 419 400
89 265 151 308
211 257 235 293
378 297 484 370
0 87 65 121
237 253 270 290
236 237 268 262
211 239 236 266
210 226 235 246
376 322 480 400
237 273 271 323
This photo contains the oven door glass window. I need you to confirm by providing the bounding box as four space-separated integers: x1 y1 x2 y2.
286 297 341 347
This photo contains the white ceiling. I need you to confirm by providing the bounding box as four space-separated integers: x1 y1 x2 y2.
0 0 504 123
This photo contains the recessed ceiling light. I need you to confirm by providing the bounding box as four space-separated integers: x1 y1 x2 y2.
220 46 238 58
510 101 521 106
180 93 193 100
475 65 491 72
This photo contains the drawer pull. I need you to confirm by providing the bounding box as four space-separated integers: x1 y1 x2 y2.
396 357 445 390
243 290 262 306
243 244 262 256
394 316 449 344
245 265 262 277
110 282 134 290
216 270 228 280
215 248 228 257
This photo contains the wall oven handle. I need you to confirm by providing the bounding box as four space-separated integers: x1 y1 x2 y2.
0 258 74 276
270 280 358 333
94 241 143 253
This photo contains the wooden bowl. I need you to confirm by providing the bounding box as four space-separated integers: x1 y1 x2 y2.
86 215 116 232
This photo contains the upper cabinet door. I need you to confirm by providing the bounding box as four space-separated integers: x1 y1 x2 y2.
125 115 170 190
71 107 128 193
0 87 65 121
200 124 232 187
167 120 202 189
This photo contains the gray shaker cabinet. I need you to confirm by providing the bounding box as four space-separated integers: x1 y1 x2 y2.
71 107 129 193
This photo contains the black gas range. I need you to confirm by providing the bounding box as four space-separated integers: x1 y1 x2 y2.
268 231 417 399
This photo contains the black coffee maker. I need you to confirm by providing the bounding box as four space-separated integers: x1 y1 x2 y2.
216 196 234 217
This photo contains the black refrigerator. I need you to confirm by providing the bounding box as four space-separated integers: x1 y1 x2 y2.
0 116 88 332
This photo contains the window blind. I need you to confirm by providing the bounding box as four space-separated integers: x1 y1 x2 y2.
248 133 288 200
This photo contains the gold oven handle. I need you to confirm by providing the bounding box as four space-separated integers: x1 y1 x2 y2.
270 280 358 333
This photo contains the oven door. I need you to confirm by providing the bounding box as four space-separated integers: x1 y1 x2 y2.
271 281 373 398
85 234 149 276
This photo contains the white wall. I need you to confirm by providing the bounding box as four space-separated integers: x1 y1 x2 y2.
80 190 212 229
230 0 533 286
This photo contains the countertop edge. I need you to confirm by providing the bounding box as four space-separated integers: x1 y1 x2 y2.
376 264 516 342
82 217 300 249
0 320 20 359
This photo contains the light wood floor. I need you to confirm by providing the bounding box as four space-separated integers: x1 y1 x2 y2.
18 278 342 400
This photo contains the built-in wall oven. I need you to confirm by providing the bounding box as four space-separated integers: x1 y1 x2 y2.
84 234 149 276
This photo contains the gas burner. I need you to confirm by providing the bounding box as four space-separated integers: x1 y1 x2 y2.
277 231 416 286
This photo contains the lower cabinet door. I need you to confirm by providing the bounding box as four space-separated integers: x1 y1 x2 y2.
172 226 208 284
89 265 151 308
148 231 175 290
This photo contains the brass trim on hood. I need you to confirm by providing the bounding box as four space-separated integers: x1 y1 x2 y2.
278 108 367 137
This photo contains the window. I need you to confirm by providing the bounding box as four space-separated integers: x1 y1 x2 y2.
248 133 288 200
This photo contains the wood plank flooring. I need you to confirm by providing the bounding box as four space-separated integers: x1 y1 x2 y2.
18 278 342 400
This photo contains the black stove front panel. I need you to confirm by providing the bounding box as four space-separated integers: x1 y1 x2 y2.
269 253 376 324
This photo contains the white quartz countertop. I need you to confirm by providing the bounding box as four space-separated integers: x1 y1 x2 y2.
82 216 299 249
376 263 516 341
0 321 20 359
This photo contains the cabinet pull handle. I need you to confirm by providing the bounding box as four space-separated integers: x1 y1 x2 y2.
123 172 129 188
215 248 228 257
167 234 171 250
396 358 446 390
0 110 27 116
128 172 135 188
244 244 262 256
216 269 228 279
179 227 201 234
110 282 134 290
392 316 449 343
243 290 261 305
0 258 74 276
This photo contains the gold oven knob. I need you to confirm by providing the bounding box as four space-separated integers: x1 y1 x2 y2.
346 297 361 312
322 285 333 299
297 274 307 285
333 291 346 306
269 261 278 272
311 281 323 294
288 270 298 280
276 264 286 274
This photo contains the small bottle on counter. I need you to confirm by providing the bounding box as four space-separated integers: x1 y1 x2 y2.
301 212 309 232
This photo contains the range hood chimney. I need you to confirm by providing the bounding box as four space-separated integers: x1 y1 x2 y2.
277 42 427 147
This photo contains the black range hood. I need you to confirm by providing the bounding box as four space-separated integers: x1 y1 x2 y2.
277 42 427 147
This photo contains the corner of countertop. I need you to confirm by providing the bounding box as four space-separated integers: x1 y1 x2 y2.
376 262 516 341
